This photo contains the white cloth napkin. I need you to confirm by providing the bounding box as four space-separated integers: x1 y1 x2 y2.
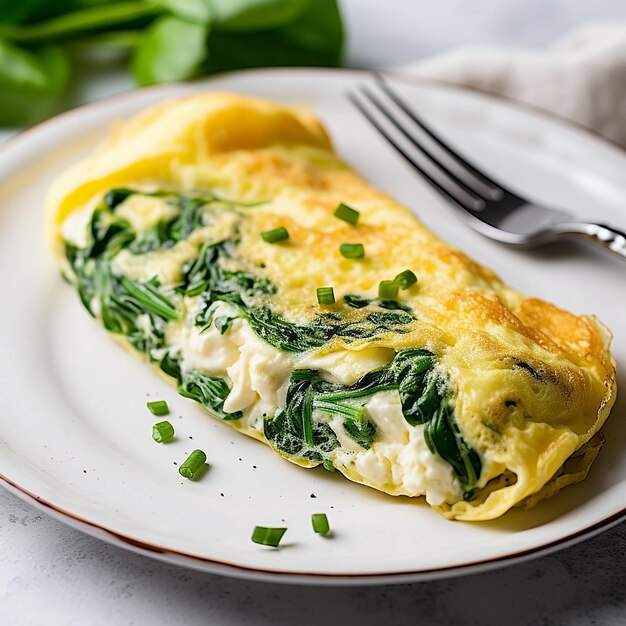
399 21 626 148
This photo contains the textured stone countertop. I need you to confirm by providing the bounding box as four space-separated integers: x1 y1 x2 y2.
2 1 626 624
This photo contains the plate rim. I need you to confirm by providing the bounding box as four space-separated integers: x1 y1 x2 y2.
1 66 624 584
2 470 625 585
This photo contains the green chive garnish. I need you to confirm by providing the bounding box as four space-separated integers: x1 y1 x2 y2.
395 269 417 290
339 243 365 259
334 203 359 225
261 227 289 243
378 280 399 300
152 421 175 443
179 449 207 480
147 400 169 416
311 513 330 536
251 526 287 547
322 459 336 472
317 286 335 305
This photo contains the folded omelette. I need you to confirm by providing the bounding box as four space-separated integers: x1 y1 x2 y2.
46 92 617 521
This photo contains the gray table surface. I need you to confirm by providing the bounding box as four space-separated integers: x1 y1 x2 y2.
2 1 626 624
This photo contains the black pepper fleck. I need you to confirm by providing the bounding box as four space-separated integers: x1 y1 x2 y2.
310 493 316 498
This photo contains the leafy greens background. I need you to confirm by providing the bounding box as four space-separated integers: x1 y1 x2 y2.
0 0 344 126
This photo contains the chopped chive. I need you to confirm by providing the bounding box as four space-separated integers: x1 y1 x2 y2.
152 421 175 443
179 449 207 480
394 269 417 290
317 286 335 305
147 400 169 416
251 526 287 547
339 243 365 259
334 202 359 225
322 459 336 472
311 513 330 536
261 227 289 243
378 280 399 300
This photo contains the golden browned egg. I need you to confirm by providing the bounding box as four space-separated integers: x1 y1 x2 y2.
46 92 617 521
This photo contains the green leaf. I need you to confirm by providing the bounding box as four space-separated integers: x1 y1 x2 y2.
0 0 50 24
132 15 208 85
155 0 211 23
204 0 343 72
210 0 310 32
0 0 121 25
343 417 376 449
0 40 69 125
0 2 159 42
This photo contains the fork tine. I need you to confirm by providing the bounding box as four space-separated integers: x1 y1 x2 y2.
358 84 495 204
348 91 485 213
375 75 522 201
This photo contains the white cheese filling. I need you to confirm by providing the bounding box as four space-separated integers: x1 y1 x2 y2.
167 301 462 505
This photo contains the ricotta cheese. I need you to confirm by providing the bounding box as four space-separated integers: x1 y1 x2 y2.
167 303 461 504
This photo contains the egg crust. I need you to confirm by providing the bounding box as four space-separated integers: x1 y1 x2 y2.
47 92 616 521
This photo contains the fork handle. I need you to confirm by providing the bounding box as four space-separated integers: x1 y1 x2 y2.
558 222 626 261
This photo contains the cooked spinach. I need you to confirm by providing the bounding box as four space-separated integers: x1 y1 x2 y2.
264 349 481 498
65 187 480 495
65 198 177 360
214 315 237 335
244 307 414 353
158 353 241 420
263 370 339 461
343 417 377 450
344 293 413 314
65 188 240 421
178 369 242 421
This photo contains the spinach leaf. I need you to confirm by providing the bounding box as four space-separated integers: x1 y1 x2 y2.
210 0 310 32
265 350 482 498
390 349 436 425
214 314 236 335
158 352 241 420
0 0 51 25
0 40 68 125
178 368 241 420
344 293 412 314
239 306 413 353
64 193 179 359
0 2 159 42
132 14 208 85
423 401 481 501
343 417 377 450
264 370 339 461
154 0 211 23
65 190 242 422
203 0 343 72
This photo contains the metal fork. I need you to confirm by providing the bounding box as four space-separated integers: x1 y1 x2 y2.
348 76 626 261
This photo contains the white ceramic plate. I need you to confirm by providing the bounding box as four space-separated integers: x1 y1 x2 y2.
0 68 624 585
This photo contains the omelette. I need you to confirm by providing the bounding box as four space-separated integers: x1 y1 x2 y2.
46 92 617 521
